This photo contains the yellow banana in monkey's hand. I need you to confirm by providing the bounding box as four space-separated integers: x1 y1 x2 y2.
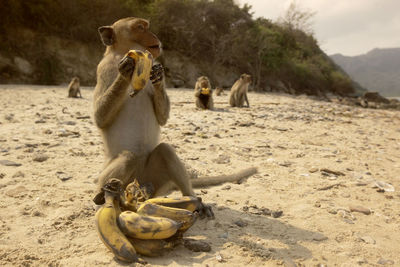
127 50 153 97
144 196 202 213
201 87 210 95
95 191 140 263
118 211 180 239
137 203 197 231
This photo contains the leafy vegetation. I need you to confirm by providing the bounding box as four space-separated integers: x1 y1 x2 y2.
0 0 355 95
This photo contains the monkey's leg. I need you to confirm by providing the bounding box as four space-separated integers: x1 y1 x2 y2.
229 93 236 107
93 150 144 205
141 143 214 218
207 96 214 110
244 93 250 107
141 143 195 196
195 98 203 109
97 150 141 191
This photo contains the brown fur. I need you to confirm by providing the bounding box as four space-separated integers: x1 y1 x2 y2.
93 18 257 203
194 76 214 110
68 77 81 98
229 74 251 107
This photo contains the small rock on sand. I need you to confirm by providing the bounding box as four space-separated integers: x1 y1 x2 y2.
349 205 371 215
183 238 211 252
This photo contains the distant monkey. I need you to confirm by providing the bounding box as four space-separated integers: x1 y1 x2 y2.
229 74 251 107
68 77 81 98
215 87 224 96
194 76 214 110
92 18 257 216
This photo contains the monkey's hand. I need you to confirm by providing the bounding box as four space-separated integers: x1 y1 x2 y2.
118 55 136 80
150 63 164 86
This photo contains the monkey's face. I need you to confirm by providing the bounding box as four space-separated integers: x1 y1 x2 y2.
200 81 209 88
128 19 162 59
241 74 252 84
99 17 162 59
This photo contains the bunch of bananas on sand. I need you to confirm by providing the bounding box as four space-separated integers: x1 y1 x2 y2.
94 178 202 262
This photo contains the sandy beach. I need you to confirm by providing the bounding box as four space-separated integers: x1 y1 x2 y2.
0 84 399 267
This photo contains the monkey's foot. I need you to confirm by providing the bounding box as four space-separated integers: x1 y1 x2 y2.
93 178 124 205
197 199 215 219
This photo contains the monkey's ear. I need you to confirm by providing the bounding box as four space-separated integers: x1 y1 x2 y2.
98 26 115 46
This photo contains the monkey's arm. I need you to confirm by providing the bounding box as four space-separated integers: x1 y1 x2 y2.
151 64 170 126
93 56 134 129
93 75 130 128
194 83 202 97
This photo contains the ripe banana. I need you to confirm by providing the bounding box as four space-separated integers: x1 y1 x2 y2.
95 191 139 263
137 203 197 231
127 50 153 97
118 211 180 239
201 87 210 95
128 238 175 257
144 196 202 213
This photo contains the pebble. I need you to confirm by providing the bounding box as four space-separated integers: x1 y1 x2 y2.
272 210 283 218
359 236 376 244
222 185 231 190
0 160 22 166
218 232 228 239
183 238 211 252
349 205 371 215
216 253 225 262
56 171 72 181
309 167 319 173
320 168 345 176
12 171 25 178
328 208 337 214
312 234 328 241
33 154 49 162
377 258 394 265
234 219 248 227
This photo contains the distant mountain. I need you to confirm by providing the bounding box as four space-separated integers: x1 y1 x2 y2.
330 48 400 97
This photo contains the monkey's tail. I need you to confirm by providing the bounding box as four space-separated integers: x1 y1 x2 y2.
191 167 257 188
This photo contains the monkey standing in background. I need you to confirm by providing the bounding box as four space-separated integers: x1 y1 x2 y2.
194 76 214 110
92 18 257 216
67 77 82 98
229 74 252 107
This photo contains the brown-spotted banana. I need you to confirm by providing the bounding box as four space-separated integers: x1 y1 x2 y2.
144 196 202 213
137 202 197 231
127 238 176 257
118 211 181 239
95 191 140 263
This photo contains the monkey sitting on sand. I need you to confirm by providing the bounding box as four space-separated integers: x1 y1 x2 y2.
229 74 251 107
92 17 257 217
67 77 82 98
194 76 214 110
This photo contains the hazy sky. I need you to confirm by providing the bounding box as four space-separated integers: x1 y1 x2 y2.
238 0 400 56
